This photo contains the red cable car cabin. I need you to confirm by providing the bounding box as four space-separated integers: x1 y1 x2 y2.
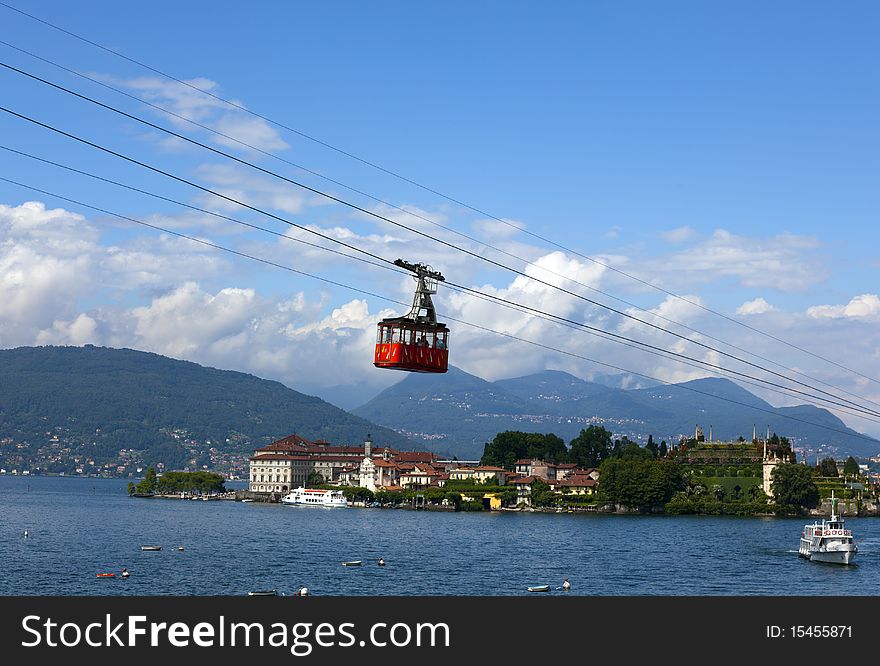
373 259 449 373
374 319 449 373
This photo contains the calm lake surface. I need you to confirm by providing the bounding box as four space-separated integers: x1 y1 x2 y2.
2 476 879 596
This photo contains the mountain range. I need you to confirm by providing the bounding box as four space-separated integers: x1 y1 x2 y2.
353 366 880 460
1 347 876 471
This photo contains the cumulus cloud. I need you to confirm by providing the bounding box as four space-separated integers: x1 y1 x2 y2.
1 200 230 346
0 202 98 343
807 294 880 321
644 228 823 292
619 294 706 334
736 297 777 316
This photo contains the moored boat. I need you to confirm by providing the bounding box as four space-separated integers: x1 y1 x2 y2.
247 589 278 596
527 585 550 593
799 493 857 565
342 560 363 567
141 545 162 551
282 487 348 508
96 572 116 578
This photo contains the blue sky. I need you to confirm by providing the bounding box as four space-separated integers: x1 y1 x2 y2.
1 1 879 437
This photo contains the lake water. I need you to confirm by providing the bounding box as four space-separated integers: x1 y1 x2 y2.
2 476 879 596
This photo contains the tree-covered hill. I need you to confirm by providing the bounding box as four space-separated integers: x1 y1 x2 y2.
0 345 411 470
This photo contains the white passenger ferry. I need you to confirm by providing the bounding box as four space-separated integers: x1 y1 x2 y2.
799 493 857 565
281 487 348 508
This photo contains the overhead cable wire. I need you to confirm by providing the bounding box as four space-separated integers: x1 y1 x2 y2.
1 0 875 388
1 93 877 420
3 173 878 442
3 144 880 423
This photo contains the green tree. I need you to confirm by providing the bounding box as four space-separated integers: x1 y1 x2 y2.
529 478 556 507
481 431 568 469
568 426 613 468
135 466 158 495
611 440 653 461
645 435 658 459
127 481 135 496
771 464 819 513
154 471 226 494
306 471 325 487
658 440 668 458
598 459 684 509
817 457 838 477
340 486 374 503
843 456 859 477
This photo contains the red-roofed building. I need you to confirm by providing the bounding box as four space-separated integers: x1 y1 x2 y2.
511 475 538 506
472 466 508 484
249 433 441 495
394 451 439 464
400 464 445 489
551 475 597 495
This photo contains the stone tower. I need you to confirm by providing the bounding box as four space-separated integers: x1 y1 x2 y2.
762 439 782 498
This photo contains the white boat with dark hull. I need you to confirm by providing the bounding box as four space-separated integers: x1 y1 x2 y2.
799 494 857 565
281 487 348 508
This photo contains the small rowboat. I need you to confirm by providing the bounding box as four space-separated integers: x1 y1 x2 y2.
247 590 278 596
527 585 550 593
342 560 363 567
96 573 116 578
141 545 161 551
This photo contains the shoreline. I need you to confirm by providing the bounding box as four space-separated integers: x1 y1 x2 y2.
129 492 880 517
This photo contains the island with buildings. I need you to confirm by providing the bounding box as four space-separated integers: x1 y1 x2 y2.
233 425 880 517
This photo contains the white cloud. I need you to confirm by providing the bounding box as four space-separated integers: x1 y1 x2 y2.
736 297 777 316
0 202 97 343
646 228 823 291
194 163 315 215
129 282 260 357
604 225 621 239
659 226 697 243
807 294 880 321
35 314 99 346
471 217 526 240
100 74 289 153
619 294 706 334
